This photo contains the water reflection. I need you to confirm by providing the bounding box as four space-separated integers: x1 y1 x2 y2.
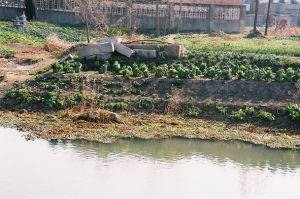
0 128 299 199
48 138 300 170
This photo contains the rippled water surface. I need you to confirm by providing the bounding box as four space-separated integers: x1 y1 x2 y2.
0 127 299 199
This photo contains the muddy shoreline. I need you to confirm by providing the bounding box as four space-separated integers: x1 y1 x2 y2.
0 109 299 149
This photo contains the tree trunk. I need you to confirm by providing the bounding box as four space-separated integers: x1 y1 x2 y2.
265 0 272 35
86 24 90 43
156 2 160 37
177 0 182 34
163 3 168 36
253 0 259 33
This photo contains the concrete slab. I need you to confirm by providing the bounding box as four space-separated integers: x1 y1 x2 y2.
77 42 114 57
125 43 185 57
134 49 157 58
97 37 134 58
114 42 134 58
97 36 123 44
86 55 97 61
96 53 112 61
125 44 159 50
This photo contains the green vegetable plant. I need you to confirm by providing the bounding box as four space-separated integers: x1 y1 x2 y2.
284 104 300 121
230 109 246 121
216 106 227 115
257 111 275 122
184 106 201 117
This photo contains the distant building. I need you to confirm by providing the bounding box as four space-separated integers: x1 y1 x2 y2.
242 0 300 13
243 0 300 27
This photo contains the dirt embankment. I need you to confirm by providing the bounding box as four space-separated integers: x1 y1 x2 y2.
0 44 299 149
145 78 300 108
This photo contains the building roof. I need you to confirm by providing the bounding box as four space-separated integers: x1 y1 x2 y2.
162 0 243 5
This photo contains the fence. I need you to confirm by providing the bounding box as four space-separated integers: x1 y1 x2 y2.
0 0 246 33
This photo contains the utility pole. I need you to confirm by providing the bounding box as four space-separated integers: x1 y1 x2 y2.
265 0 272 35
253 0 259 33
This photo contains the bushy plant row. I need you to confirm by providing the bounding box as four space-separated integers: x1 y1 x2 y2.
187 51 299 69
216 106 275 122
4 87 84 109
215 104 300 122
51 56 300 82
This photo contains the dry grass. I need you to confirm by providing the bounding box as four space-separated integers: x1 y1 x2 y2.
270 19 299 37
44 34 71 52
165 89 182 114
127 33 146 41
63 98 121 124
77 109 121 123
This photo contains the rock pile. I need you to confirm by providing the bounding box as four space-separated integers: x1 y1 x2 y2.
77 36 185 61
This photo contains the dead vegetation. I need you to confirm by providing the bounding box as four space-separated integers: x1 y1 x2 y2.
77 109 121 123
270 19 300 37
44 34 72 52
246 30 265 39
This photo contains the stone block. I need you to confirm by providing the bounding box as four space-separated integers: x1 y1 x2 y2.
97 37 133 58
77 42 114 57
114 42 134 58
134 49 157 58
163 44 186 57
125 44 159 50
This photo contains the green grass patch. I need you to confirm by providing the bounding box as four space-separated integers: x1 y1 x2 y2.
158 34 300 57
0 21 103 45
0 44 16 55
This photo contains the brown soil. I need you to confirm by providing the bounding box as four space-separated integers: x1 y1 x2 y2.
0 43 58 92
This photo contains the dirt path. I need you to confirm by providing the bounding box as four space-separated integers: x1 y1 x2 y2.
0 43 58 92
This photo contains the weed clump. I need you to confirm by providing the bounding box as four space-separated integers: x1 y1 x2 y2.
44 34 71 52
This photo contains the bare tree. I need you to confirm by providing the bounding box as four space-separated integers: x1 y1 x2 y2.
66 0 109 43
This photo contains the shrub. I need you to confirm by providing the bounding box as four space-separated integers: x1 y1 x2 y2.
257 111 275 122
113 101 128 110
245 107 255 115
216 106 227 115
155 67 165 77
285 67 295 82
284 104 300 121
184 106 200 117
140 98 153 109
275 68 286 82
264 67 274 81
230 109 246 121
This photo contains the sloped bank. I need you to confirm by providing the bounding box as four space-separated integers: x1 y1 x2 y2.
0 73 299 149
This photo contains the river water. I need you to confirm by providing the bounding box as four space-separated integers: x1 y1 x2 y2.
0 127 299 199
